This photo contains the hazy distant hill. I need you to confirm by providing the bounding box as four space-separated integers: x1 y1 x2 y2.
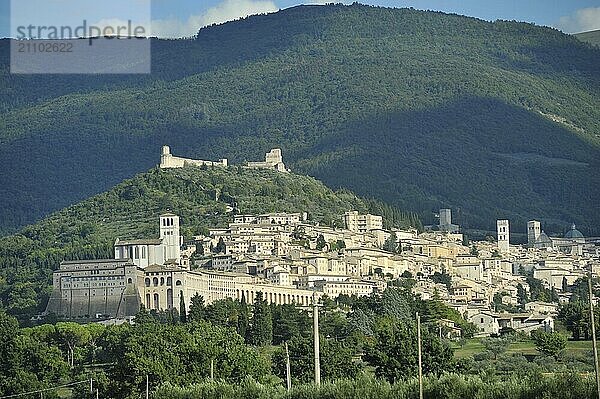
1 4 599 235
575 29 600 46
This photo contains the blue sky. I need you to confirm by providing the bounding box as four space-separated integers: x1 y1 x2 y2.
2 0 600 38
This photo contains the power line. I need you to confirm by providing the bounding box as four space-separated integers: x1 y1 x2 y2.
0 380 89 399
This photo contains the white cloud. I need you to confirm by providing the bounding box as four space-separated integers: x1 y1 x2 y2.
150 0 278 38
556 7 600 34
89 18 150 37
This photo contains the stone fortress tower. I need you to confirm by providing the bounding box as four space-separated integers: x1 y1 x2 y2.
438 208 459 233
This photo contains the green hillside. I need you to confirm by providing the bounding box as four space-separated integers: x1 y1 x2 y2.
575 29 600 46
1 4 599 235
0 165 418 321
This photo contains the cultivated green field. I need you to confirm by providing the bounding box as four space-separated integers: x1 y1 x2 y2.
452 339 593 358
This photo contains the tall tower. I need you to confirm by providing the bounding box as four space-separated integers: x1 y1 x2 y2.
160 213 182 263
439 209 452 227
497 220 510 253
160 145 172 168
527 220 541 246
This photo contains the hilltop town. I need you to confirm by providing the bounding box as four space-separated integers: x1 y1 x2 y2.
45 147 600 338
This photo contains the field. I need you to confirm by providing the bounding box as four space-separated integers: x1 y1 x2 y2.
452 339 593 358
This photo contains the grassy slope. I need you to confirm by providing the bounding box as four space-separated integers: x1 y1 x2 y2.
0 5 599 235
453 338 593 358
575 30 600 47
0 166 393 320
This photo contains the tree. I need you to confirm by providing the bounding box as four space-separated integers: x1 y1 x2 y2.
188 294 206 323
272 303 310 344
364 317 454 382
517 284 528 307
557 301 598 341
179 291 187 323
383 232 398 253
316 234 327 251
248 292 272 346
134 305 154 325
532 330 566 358
272 335 361 384
54 322 91 368
214 237 226 254
401 270 413 279
237 294 249 340
431 272 452 289
481 337 511 360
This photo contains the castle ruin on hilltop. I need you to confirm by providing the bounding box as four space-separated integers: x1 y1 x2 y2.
160 145 228 169
159 146 288 172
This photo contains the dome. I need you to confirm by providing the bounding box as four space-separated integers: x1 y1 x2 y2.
564 224 584 239
536 231 552 245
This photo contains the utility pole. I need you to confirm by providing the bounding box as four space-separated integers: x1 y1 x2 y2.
89 377 93 396
96 389 99 399
210 359 215 380
417 312 423 399
145 375 149 399
313 293 321 386
588 267 600 399
285 341 292 391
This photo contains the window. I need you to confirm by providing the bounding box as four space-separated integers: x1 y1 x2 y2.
176 280 182 286
153 277 158 286
142 246 146 259
134 247 139 259
160 277 165 286
128 278 133 284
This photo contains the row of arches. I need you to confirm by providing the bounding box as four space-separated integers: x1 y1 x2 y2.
144 288 316 312
145 289 177 310
236 289 313 306
144 277 183 287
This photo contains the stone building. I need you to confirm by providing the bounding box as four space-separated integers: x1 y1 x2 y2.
246 148 288 172
45 259 142 319
114 213 183 268
343 211 383 233
159 145 227 169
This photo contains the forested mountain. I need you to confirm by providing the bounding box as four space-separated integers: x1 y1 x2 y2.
0 165 419 321
575 29 600 47
1 3 599 236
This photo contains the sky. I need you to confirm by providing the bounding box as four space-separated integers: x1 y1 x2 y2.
1 0 600 39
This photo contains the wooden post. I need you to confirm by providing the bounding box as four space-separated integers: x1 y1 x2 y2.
313 294 321 386
588 271 600 399
417 312 423 399
285 341 292 391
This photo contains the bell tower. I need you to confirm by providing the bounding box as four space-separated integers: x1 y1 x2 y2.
160 213 182 263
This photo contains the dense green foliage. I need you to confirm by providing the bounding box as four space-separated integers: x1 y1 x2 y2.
156 373 597 399
0 166 418 321
1 4 599 236
531 330 567 358
0 286 595 399
556 277 600 341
